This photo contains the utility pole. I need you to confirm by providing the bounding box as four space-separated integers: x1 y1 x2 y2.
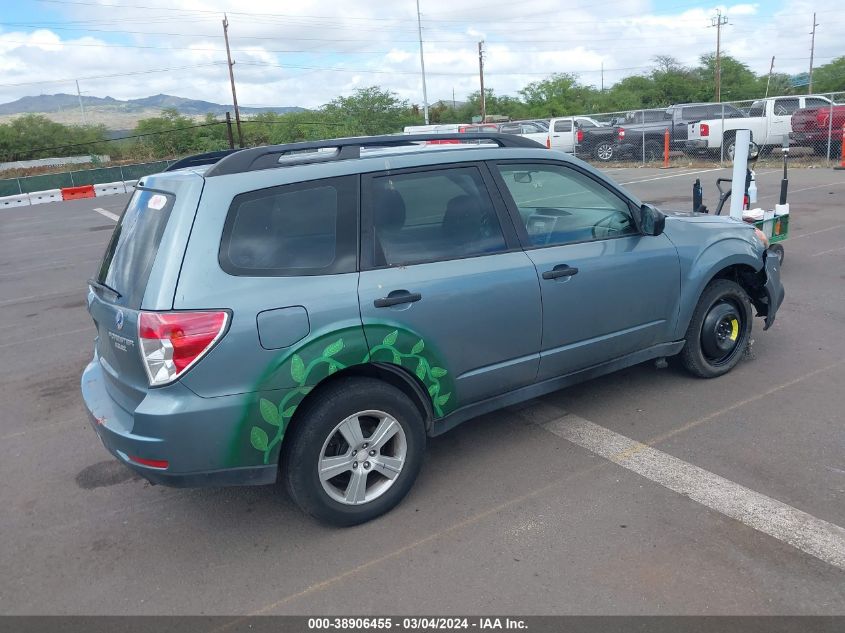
75 79 86 125
225 112 235 149
222 14 244 147
600 62 604 92
415 0 429 125
478 41 486 122
452 87 456 110
765 56 775 98
808 12 819 94
711 10 728 102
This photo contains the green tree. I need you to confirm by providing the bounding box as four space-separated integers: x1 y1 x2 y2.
321 86 416 136
698 53 760 101
0 114 108 161
810 56 845 94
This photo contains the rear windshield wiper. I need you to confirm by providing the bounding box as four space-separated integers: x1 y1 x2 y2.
87 278 122 299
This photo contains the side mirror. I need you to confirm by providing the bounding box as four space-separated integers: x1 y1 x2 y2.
640 203 665 236
513 172 533 184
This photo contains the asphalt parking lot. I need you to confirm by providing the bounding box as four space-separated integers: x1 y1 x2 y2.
1 165 843 615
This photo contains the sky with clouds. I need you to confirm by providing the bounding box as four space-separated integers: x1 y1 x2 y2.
0 0 842 111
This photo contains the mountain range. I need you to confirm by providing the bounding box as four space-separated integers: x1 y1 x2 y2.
0 93 304 129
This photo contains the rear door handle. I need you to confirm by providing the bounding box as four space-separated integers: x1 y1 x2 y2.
542 264 579 280
374 290 422 308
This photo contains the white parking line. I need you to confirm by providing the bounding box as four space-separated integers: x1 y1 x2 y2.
759 180 845 201
94 207 119 222
539 413 845 571
811 244 845 257
619 168 723 185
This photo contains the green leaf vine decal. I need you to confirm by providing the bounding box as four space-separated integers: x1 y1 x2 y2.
249 328 452 464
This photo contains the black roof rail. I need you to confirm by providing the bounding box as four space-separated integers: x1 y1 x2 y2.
164 149 240 172
203 133 543 177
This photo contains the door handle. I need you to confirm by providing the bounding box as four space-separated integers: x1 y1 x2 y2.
374 290 422 308
542 264 579 280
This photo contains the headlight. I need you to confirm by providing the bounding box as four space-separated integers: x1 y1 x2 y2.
754 227 769 249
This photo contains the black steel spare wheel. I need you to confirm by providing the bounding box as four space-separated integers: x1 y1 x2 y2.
680 279 752 378
700 299 744 365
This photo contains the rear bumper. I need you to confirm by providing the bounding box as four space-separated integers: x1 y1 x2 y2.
81 357 277 487
789 131 826 146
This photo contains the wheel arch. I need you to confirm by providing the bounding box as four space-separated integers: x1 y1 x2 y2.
283 362 435 441
675 244 763 339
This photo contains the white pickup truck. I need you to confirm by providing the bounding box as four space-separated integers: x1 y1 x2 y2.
686 95 833 158
547 116 604 153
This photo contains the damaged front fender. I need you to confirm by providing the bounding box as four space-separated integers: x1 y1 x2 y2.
749 249 785 330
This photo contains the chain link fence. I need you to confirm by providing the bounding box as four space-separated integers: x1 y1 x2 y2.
567 91 844 168
0 160 174 197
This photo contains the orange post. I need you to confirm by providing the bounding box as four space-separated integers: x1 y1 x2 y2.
663 127 670 168
836 125 845 170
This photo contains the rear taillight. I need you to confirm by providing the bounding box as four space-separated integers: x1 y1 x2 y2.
546 135 551 149
700 123 710 137
576 128 584 144
139 311 229 386
617 127 625 140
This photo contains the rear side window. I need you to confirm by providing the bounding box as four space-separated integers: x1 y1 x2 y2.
219 176 357 276
805 98 830 109
97 188 175 308
368 166 507 267
554 120 572 132
773 98 800 115
682 105 743 120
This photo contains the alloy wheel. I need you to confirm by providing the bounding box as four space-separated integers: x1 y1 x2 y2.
318 409 407 505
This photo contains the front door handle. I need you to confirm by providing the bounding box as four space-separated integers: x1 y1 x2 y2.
374 290 422 308
542 264 579 280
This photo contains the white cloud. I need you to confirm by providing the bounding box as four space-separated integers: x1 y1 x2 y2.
0 0 841 115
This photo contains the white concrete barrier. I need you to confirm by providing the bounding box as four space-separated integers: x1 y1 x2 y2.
94 181 127 197
123 180 138 192
27 189 62 205
0 193 31 209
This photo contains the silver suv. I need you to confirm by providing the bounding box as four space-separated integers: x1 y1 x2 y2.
81 134 783 525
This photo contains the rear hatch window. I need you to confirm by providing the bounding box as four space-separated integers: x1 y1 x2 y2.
97 188 175 308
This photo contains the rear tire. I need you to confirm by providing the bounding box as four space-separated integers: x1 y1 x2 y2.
593 141 614 162
680 279 752 378
644 140 663 162
282 377 426 526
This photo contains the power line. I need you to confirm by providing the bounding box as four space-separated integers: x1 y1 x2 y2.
0 62 228 88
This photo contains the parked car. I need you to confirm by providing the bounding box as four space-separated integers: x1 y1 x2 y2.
81 133 784 526
574 117 620 162
498 120 549 145
615 103 744 161
687 95 834 158
790 103 845 157
547 116 601 153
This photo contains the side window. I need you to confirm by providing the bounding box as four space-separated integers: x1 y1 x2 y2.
774 98 800 115
495 163 637 246
554 120 572 132
220 176 357 276
369 166 507 267
748 101 766 117
805 98 830 109
499 123 520 134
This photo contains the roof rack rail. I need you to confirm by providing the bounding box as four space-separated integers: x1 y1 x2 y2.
203 133 543 177
165 149 240 172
